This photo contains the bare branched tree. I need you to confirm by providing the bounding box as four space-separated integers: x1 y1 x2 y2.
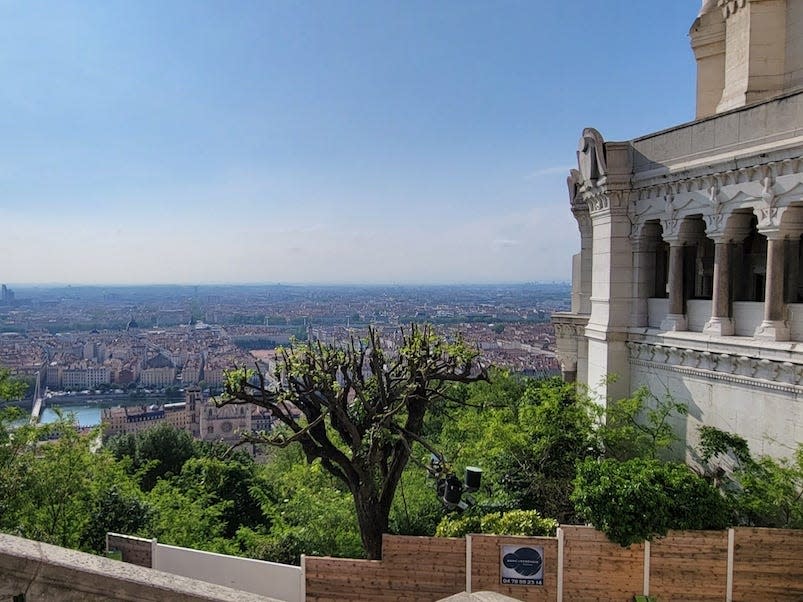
217 324 487 559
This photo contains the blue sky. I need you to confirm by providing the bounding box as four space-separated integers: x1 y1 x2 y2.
0 1 699 285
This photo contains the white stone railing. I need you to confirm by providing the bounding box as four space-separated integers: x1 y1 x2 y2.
156 543 303 602
647 298 669 328
686 299 712 332
732 302 764 336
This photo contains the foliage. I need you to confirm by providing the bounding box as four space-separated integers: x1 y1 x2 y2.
602 386 688 461
571 457 730 547
435 509 556 538
241 445 363 563
697 425 752 466
174 456 263 537
81 484 152 553
218 324 487 559
732 447 803 528
0 367 27 400
694 426 803 529
0 406 38 533
439 376 599 522
106 423 197 491
389 464 445 537
435 513 482 538
11 414 148 552
146 477 232 552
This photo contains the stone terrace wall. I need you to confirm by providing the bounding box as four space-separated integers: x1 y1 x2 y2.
107 532 153 567
631 89 803 174
0 533 276 602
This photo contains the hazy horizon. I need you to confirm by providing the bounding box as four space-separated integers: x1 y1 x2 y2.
5 280 570 289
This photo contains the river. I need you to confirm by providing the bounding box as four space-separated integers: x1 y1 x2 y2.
40 404 102 427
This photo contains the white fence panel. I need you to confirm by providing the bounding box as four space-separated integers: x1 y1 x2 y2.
155 543 303 602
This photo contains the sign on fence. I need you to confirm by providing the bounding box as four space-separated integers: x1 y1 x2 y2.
500 545 544 586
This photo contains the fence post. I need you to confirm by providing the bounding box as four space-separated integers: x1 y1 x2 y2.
465 535 472 594
300 554 307 602
556 527 564 602
726 528 735 602
150 538 158 570
643 540 651 596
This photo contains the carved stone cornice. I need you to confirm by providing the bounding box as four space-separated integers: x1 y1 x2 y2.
717 0 746 18
553 319 588 339
628 341 803 392
633 157 801 203
583 187 630 216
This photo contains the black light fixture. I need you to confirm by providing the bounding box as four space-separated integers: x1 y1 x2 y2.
464 466 482 492
442 474 463 507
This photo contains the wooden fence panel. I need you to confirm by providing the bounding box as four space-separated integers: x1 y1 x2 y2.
649 530 727 601
469 534 557 601
561 525 643 602
732 528 803 601
305 536 465 602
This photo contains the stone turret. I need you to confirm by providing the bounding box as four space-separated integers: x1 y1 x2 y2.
690 0 803 118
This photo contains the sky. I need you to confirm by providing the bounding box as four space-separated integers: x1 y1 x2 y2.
0 1 700 286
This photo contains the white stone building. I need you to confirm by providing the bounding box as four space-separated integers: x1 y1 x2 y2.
553 0 803 457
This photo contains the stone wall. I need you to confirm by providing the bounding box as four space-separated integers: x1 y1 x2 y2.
107 532 153 568
0 533 277 602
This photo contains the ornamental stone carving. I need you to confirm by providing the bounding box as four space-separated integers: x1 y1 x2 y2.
755 175 780 230
718 0 746 18
577 128 607 185
703 184 727 235
629 341 803 391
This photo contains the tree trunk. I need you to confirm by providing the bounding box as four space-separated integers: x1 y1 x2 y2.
353 487 391 560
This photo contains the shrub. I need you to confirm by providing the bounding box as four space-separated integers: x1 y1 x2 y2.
435 509 556 538
571 457 730 547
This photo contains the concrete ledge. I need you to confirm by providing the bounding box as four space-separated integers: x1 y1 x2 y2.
0 533 281 602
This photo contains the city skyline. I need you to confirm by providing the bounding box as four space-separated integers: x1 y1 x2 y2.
1 1 698 285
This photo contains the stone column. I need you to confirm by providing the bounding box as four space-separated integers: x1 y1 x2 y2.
630 227 656 328
703 240 734 335
661 241 687 331
755 232 790 341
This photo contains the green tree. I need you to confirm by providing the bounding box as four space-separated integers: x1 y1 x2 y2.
696 426 803 528
174 455 263 537
602 386 689 461
219 325 487 559
0 367 27 400
146 478 232 551
106 423 197 491
571 457 730 547
0 406 38 533
439 377 599 522
16 416 145 551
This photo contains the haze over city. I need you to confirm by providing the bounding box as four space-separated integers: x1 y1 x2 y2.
1 1 698 285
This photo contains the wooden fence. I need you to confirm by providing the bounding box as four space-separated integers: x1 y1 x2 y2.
304 535 465 602
304 527 803 601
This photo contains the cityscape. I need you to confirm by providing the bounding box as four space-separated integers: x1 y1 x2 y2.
1 2 802 600
0 282 567 433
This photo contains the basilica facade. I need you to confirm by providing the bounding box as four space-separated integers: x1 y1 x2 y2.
554 0 803 457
